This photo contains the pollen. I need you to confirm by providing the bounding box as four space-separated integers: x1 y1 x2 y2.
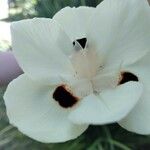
53 85 79 108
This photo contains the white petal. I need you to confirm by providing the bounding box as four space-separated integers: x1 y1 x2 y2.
87 0 150 67
71 79 93 98
69 82 143 125
4 74 88 143
92 69 120 93
11 18 75 85
53 6 95 41
119 52 150 134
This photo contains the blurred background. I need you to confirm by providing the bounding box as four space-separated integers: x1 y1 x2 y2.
1 0 150 149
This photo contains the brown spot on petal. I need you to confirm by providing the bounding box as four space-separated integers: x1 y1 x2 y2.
53 85 79 108
119 72 139 85
73 38 87 49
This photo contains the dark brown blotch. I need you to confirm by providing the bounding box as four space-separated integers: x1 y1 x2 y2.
53 85 79 108
119 72 139 85
73 38 87 49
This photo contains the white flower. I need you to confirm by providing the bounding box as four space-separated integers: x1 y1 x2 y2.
4 0 150 143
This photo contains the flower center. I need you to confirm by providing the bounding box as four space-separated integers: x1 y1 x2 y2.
71 42 100 79
53 37 139 109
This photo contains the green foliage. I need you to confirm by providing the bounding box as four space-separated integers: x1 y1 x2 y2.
7 0 103 21
1 87 150 149
34 0 102 17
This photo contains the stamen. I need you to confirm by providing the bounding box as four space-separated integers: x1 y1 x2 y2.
53 85 79 108
119 72 139 84
73 38 87 49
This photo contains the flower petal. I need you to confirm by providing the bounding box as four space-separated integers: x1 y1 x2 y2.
53 6 94 41
11 18 75 85
119 52 150 134
87 0 150 67
69 82 143 125
92 69 120 93
4 74 88 143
